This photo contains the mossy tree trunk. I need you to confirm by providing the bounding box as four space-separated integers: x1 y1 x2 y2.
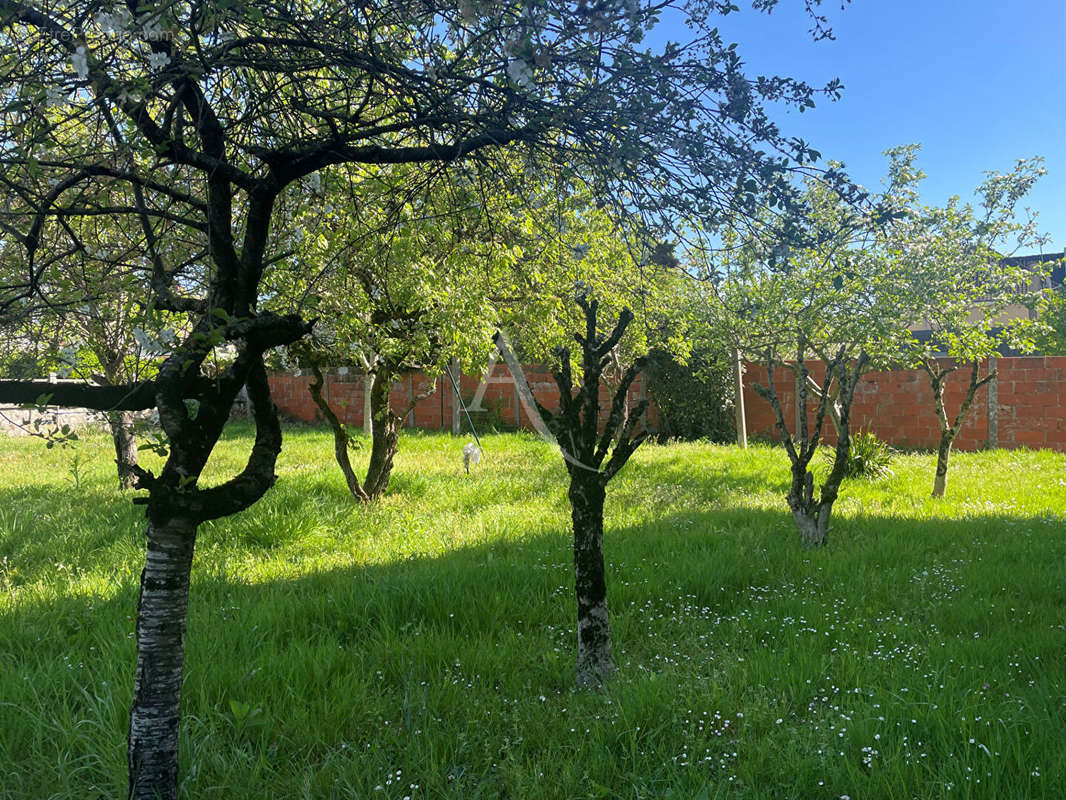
569 474 613 686
923 359 995 499
107 410 140 490
753 340 868 547
364 371 402 499
527 293 649 689
307 359 437 502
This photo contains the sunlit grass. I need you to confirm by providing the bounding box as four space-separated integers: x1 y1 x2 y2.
1 425 1064 798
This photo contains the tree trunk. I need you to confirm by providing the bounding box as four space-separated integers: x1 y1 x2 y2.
364 376 400 499
605 350 630 447
363 370 375 437
792 505 831 547
932 433 952 499
108 410 139 490
925 360 990 500
329 422 369 502
786 458 841 548
128 517 197 800
570 475 614 688
308 365 370 503
787 466 830 547
614 386 630 448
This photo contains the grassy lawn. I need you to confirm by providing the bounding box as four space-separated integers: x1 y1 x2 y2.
1 425 1064 799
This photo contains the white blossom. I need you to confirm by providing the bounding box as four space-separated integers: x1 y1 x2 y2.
506 59 534 90
95 11 118 33
44 86 67 108
147 51 171 70
133 327 166 356
95 7 131 35
71 46 89 80
504 35 524 57
57 346 78 377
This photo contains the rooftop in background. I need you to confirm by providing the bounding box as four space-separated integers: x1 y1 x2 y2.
1002 251 1066 288
908 250 1066 355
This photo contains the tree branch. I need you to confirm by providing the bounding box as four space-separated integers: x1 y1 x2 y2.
0 379 156 411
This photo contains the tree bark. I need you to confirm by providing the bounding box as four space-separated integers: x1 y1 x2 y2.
363 370 375 437
570 475 614 688
308 365 370 502
127 516 197 800
108 410 139 490
364 375 400 499
787 466 831 547
785 458 838 548
924 359 992 500
792 506 831 547
932 434 952 499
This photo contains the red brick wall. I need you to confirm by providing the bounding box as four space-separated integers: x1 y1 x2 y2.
268 364 656 433
997 357 1066 450
741 356 1066 452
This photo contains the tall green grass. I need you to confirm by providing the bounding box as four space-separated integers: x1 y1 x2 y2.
1 425 1064 798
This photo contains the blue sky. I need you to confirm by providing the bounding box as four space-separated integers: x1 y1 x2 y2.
657 0 1066 253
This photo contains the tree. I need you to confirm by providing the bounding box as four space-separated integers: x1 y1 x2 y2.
489 171 698 434
280 165 694 500
0 153 204 487
526 290 649 687
883 150 1051 498
0 0 854 795
277 166 503 501
716 166 911 546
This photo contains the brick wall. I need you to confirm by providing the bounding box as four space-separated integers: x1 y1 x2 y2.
741 356 1066 452
997 357 1066 450
268 363 656 433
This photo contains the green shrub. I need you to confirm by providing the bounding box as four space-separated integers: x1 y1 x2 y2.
644 345 735 443
832 429 893 480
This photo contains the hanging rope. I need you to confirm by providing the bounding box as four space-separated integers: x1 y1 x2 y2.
444 362 484 456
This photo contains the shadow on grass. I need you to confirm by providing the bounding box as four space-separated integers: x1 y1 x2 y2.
642 457 789 497
0 482 144 581
6 495 1064 645
4 493 1066 799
